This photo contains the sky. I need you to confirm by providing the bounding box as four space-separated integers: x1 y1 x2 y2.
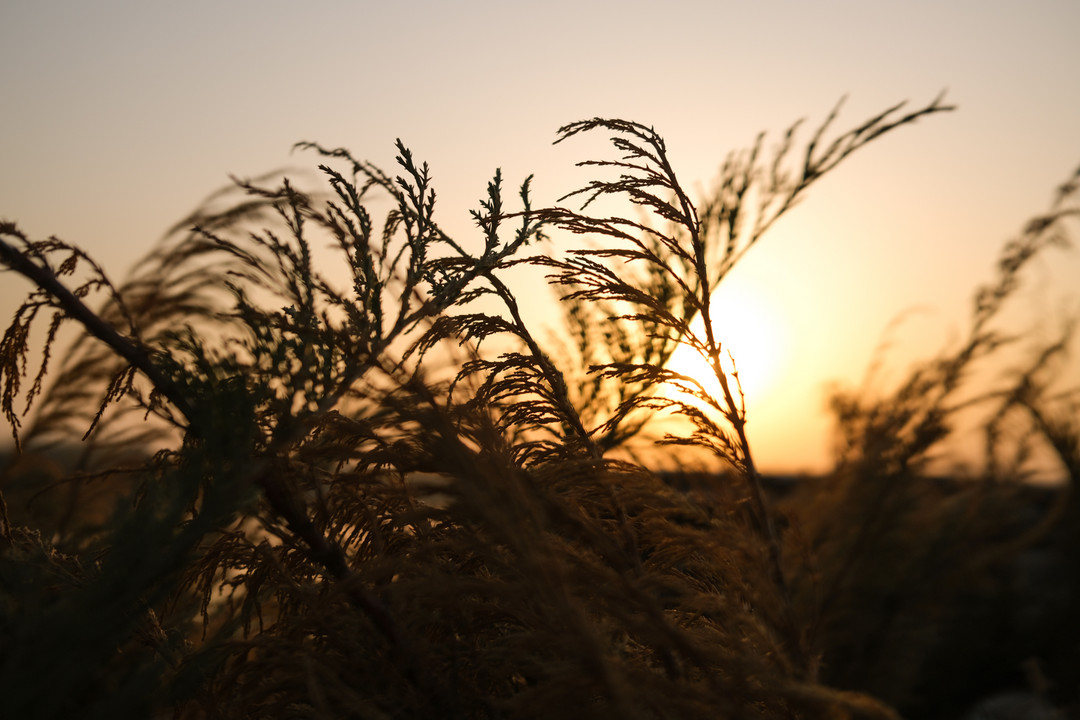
2 0 1079 474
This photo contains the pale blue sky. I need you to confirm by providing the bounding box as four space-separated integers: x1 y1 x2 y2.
2 0 1078 471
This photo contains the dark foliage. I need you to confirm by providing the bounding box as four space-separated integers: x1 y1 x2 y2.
1 95 1078 719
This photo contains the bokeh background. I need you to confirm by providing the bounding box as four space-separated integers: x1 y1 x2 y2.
2 0 1078 473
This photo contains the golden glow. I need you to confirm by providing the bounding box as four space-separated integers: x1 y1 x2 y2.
2 2 1077 475
664 278 790 409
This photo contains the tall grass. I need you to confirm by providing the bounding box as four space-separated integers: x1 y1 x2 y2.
1 93 1078 718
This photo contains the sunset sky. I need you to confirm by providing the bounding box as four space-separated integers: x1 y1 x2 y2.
2 1 1078 473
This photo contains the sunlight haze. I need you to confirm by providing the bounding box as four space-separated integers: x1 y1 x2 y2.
2 0 1078 474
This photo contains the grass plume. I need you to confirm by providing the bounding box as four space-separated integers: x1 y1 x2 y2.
2 95 1079 719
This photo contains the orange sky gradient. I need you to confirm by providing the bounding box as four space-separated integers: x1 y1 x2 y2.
2 1 1079 475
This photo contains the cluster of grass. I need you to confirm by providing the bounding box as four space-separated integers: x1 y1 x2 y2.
1 93 1078 719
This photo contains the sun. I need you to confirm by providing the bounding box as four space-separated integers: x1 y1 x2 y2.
664 279 789 408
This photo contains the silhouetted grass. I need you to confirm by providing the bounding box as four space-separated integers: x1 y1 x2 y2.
1 94 1078 719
